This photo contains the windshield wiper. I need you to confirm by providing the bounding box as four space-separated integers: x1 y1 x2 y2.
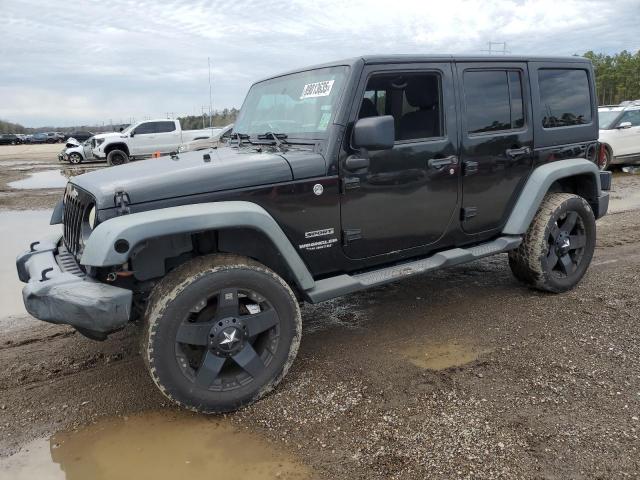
257 132 288 151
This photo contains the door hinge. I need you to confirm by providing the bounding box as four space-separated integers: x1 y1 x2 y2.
461 207 477 221
342 229 362 245
114 190 131 216
341 177 360 193
463 160 478 176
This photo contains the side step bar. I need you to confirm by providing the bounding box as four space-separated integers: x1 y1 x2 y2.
305 236 522 303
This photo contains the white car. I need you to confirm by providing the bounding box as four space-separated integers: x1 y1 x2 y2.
178 124 234 152
91 119 216 166
58 137 96 164
598 101 640 170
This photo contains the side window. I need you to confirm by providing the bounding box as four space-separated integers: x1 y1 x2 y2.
155 121 177 133
618 110 640 127
134 122 155 135
538 69 592 128
464 70 524 134
358 72 443 141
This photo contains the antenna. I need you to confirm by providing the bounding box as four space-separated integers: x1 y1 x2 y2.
208 57 213 129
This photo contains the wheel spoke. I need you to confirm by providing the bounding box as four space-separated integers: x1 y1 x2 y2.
562 212 578 233
232 343 265 378
245 309 278 337
176 321 215 346
195 351 226 387
216 289 239 319
559 253 574 275
569 234 586 249
548 223 560 241
546 248 559 269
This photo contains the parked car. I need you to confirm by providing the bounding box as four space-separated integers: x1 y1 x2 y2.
0 134 19 145
58 137 95 164
91 119 217 165
17 54 610 414
30 133 48 144
598 100 640 169
15 134 27 144
64 131 94 143
178 124 234 152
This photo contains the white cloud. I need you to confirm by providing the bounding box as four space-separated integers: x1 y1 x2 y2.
0 0 638 126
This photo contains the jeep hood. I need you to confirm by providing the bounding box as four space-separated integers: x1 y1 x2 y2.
71 147 325 209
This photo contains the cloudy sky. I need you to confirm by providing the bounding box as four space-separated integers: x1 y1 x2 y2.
1 0 638 127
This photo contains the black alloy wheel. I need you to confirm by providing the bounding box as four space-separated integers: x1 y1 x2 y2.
545 210 587 277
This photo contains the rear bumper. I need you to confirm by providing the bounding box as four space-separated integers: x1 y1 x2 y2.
16 236 132 335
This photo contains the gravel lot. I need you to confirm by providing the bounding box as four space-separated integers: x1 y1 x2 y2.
0 144 639 479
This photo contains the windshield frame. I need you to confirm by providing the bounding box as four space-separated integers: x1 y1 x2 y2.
598 109 623 130
234 65 351 142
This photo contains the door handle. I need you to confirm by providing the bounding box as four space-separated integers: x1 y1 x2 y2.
428 156 458 169
345 156 369 171
505 146 531 158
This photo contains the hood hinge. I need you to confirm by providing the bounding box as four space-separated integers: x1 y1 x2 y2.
114 190 131 216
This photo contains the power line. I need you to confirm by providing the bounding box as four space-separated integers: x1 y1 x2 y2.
481 41 511 55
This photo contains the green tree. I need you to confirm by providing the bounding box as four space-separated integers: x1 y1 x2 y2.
584 50 640 105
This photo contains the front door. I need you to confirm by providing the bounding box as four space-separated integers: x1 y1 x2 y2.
456 62 534 235
613 109 640 157
340 63 459 259
129 121 159 156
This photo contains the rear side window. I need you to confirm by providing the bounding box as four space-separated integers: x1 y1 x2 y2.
155 121 177 133
538 69 591 128
464 70 524 134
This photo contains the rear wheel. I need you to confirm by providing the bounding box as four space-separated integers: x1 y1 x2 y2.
144 254 301 413
508 193 596 293
107 149 129 166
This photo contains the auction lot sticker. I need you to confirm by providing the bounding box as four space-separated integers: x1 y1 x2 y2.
300 80 335 99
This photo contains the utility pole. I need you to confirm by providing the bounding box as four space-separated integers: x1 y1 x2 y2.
208 57 213 129
481 41 511 55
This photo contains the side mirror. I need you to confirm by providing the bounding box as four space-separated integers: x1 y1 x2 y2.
352 115 395 151
617 121 632 129
129 131 135 137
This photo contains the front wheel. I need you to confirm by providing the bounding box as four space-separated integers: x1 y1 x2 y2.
68 152 83 164
508 193 596 293
143 254 301 413
597 145 612 171
107 149 129 166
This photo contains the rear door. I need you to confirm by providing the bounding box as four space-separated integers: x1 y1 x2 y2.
154 120 181 153
456 62 533 235
340 62 459 259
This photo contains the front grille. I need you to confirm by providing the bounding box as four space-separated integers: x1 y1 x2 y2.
62 183 94 257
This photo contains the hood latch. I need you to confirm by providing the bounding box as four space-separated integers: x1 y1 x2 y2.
114 190 131 216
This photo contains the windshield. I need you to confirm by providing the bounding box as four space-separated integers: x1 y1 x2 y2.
598 109 622 129
234 66 349 139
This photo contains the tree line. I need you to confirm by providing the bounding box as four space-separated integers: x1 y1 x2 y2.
583 50 640 105
178 108 239 130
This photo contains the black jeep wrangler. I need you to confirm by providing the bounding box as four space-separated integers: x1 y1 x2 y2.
17 55 611 413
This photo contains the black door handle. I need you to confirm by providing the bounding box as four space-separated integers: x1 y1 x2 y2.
428 155 458 169
505 146 531 158
345 156 370 171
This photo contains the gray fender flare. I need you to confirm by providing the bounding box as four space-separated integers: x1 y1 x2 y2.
502 158 601 235
80 201 315 290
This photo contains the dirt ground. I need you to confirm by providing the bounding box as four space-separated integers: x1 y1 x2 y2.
1 144 639 479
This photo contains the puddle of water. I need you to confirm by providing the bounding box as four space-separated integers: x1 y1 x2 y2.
0 210 60 325
8 170 68 189
403 340 487 370
0 411 311 480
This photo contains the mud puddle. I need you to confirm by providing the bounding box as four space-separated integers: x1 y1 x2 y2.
402 339 489 370
0 411 311 480
8 170 68 189
0 210 59 327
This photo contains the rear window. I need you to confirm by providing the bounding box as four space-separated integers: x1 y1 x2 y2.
538 69 592 128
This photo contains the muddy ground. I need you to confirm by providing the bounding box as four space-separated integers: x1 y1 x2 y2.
1 144 639 479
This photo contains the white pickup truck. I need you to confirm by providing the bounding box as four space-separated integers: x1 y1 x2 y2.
91 119 219 165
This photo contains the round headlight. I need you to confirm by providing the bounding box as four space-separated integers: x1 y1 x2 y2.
88 206 97 229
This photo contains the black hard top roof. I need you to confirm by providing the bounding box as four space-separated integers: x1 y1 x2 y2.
256 54 590 83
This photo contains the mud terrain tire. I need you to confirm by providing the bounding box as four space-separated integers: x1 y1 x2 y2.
143 254 301 413
508 193 596 293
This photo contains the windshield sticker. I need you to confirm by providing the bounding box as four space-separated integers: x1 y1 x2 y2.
300 80 335 99
318 112 331 130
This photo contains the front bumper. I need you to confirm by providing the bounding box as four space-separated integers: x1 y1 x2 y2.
16 236 132 335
